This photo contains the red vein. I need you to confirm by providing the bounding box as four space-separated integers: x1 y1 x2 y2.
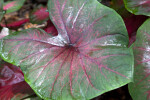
73 15 105 45
54 0 70 42
136 73 150 86
137 59 150 64
5 38 59 46
7 41 28 54
134 47 150 51
61 0 67 12
79 52 128 79
19 46 55 64
69 51 75 96
79 54 100 91
49 49 71 97
29 48 66 74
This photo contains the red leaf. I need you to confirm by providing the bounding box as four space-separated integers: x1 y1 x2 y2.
44 20 58 36
124 15 148 46
0 62 34 99
0 18 29 28
30 6 49 24
33 7 49 20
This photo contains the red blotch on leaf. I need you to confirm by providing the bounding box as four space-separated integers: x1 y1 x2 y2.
3 1 16 10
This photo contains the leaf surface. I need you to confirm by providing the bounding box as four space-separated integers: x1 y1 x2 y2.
0 18 29 28
30 6 49 24
3 0 25 13
0 62 34 100
124 0 150 16
129 18 150 100
0 0 133 99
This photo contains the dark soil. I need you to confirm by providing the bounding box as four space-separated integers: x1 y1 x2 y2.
92 85 132 100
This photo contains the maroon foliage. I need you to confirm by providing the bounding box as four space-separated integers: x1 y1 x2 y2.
30 6 49 24
124 15 148 46
44 20 58 36
0 62 34 100
0 18 29 28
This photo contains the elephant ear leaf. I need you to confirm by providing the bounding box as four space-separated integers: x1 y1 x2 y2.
129 18 150 100
0 0 133 99
123 0 150 16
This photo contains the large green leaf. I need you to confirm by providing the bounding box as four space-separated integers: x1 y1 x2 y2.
0 0 133 99
0 0 4 21
124 0 150 16
129 18 150 100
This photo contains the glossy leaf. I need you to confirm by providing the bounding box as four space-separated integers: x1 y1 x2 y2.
124 0 150 16
0 0 4 21
128 18 150 100
30 6 49 24
0 62 34 100
0 0 133 99
3 0 25 13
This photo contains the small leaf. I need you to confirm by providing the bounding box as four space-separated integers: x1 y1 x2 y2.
0 62 34 100
3 0 25 13
0 0 133 99
30 6 49 24
124 0 150 16
0 18 29 28
129 18 150 100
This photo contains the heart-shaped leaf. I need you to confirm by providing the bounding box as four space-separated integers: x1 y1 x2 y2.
0 0 4 21
0 0 133 99
128 18 150 100
124 0 150 16
0 61 34 100
30 6 49 24
3 0 25 13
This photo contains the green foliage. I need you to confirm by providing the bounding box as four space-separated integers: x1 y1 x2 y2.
124 0 150 16
0 0 134 99
129 18 150 100
3 0 25 13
